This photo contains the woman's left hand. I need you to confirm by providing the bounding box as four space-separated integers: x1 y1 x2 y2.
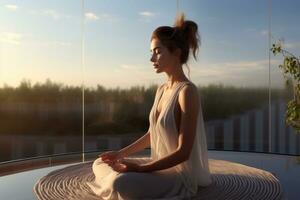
110 160 141 173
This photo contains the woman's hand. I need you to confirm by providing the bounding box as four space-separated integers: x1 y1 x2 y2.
98 150 124 164
99 151 141 172
109 160 141 173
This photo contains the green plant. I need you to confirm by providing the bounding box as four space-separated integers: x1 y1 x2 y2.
271 40 300 133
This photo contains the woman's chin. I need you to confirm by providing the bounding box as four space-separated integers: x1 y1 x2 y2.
154 68 162 73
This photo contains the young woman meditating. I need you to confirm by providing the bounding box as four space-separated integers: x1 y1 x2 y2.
87 13 212 200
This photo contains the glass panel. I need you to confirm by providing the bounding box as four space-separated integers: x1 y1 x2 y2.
84 0 179 156
0 0 82 162
180 0 270 153
271 0 300 155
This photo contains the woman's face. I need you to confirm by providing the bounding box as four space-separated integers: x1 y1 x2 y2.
150 38 179 73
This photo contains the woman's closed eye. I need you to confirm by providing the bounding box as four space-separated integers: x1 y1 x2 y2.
154 52 161 58
151 52 160 58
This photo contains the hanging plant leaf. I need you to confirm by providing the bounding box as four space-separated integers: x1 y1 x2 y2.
271 40 300 134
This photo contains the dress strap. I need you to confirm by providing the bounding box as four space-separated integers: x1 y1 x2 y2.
168 81 194 111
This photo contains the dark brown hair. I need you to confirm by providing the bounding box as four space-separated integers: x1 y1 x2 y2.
151 12 200 65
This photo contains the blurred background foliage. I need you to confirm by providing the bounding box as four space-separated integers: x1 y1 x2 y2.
0 79 290 136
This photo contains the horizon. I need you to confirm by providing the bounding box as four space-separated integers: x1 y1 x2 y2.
0 78 289 90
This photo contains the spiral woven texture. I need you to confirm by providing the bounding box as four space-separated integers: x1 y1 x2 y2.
34 159 283 200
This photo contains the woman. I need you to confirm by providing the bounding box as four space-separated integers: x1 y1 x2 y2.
87 13 212 200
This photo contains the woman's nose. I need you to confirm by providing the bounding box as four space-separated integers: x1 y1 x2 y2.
150 54 155 62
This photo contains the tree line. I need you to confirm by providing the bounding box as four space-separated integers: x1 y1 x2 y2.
0 79 291 136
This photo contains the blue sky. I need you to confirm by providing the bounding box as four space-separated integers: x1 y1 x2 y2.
0 0 299 89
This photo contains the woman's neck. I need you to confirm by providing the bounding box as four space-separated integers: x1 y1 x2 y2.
165 66 189 89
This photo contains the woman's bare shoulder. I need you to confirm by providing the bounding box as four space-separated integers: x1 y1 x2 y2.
181 82 198 96
178 82 199 108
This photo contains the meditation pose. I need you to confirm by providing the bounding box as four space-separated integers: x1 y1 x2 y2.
87 13 212 200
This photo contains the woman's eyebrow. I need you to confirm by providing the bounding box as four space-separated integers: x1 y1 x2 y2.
150 46 161 52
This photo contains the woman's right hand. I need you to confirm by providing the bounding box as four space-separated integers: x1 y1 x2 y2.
98 150 124 164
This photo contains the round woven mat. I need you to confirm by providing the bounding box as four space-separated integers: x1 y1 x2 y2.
34 159 283 200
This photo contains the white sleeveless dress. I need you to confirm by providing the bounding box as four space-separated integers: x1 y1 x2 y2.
87 81 212 200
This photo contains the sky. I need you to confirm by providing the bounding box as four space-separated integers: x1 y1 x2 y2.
0 0 299 89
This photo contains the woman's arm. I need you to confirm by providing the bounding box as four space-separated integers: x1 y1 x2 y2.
118 131 150 157
138 85 199 172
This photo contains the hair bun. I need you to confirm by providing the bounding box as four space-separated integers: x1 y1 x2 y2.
174 12 185 29
174 13 197 32
173 12 200 60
